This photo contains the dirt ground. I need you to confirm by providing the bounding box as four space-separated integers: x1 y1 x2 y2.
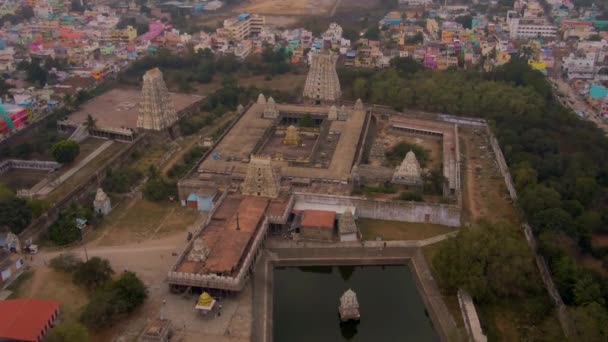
0 169 48 191
191 73 306 95
92 199 201 246
234 0 338 16
358 218 457 241
11 197 252 342
459 126 519 225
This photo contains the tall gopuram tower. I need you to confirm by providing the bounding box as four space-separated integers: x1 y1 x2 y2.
303 51 341 105
137 68 178 131
242 156 280 198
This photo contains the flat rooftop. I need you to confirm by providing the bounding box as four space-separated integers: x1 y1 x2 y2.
68 88 202 130
176 195 269 276
198 103 366 182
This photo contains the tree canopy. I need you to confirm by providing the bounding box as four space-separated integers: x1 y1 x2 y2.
433 221 541 302
73 257 115 291
51 140 80 164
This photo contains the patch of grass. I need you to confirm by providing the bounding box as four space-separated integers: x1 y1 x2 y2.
47 142 127 204
358 218 456 241
362 184 396 194
7 270 34 298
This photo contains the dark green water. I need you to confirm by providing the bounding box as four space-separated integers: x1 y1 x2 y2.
273 265 439 342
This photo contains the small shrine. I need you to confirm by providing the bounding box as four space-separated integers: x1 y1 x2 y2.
195 291 216 315
283 125 300 146
93 188 111 216
339 289 360 321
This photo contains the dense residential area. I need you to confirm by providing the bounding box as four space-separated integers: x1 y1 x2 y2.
0 0 607 341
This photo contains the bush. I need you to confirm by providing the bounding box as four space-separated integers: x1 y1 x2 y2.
363 184 396 194
47 322 89 342
73 257 114 290
385 142 429 167
51 140 80 163
102 167 142 193
49 253 83 273
0 197 32 234
398 192 423 201
28 198 50 218
48 205 91 245
80 271 147 329
143 177 176 201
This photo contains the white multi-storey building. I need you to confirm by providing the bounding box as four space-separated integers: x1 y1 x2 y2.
507 11 557 39
562 52 597 80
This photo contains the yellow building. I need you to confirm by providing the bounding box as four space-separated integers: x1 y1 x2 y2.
426 19 439 36
441 31 455 43
528 59 547 71
496 51 511 65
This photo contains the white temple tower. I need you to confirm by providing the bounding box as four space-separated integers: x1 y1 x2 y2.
392 150 423 187
339 289 360 321
303 51 341 105
137 68 178 131
242 156 280 198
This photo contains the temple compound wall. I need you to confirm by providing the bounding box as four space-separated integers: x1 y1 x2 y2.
0 159 61 175
294 193 461 227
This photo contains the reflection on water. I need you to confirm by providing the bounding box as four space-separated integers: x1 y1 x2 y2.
273 265 438 342
339 317 360 340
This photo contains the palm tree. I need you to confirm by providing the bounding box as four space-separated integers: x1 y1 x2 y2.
85 114 96 131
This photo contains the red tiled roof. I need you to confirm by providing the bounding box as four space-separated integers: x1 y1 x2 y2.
301 210 336 229
0 298 60 342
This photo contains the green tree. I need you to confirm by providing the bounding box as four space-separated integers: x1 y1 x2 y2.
573 274 605 306
49 253 83 273
519 185 561 216
47 322 89 342
73 257 114 291
574 177 598 206
363 26 380 40
352 78 368 99
80 272 147 329
390 56 423 75
48 205 90 245
455 15 473 29
28 198 49 218
51 140 80 163
0 197 32 234
85 114 96 131
111 271 147 312
299 113 314 128
433 221 539 302
570 303 608 342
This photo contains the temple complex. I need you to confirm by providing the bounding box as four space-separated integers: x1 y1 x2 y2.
339 289 360 321
137 68 178 131
303 51 341 105
392 150 423 188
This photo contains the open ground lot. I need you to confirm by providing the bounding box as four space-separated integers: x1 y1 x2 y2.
92 199 201 246
0 169 48 191
459 126 518 224
68 88 202 131
10 195 252 341
358 218 457 241
234 0 337 16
